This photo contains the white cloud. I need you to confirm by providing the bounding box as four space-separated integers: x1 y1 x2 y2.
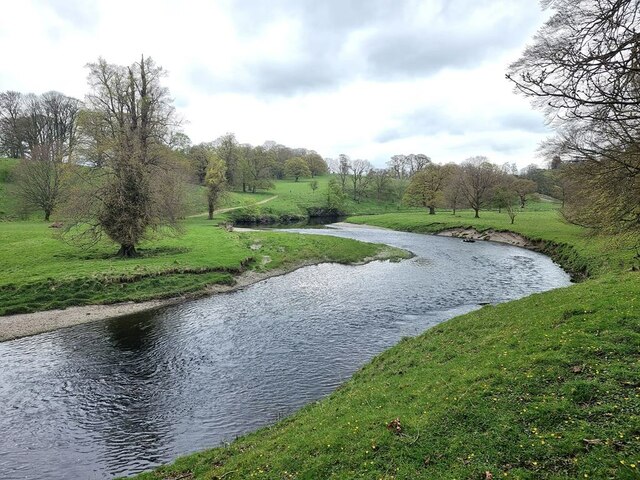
0 0 549 168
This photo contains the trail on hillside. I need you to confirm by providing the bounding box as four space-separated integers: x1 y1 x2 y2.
188 195 278 218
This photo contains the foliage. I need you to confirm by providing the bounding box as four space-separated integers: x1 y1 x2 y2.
402 164 449 214
204 154 226 220
284 156 311 182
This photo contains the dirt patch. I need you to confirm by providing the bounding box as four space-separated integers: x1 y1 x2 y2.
436 227 533 248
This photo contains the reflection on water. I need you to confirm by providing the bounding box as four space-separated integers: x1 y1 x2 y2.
0 225 571 479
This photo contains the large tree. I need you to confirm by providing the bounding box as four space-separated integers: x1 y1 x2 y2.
284 156 311 182
459 156 500 218
205 154 227 220
10 91 81 220
508 0 640 235
403 163 449 214
66 56 184 257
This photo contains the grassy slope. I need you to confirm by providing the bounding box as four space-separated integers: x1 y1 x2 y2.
0 217 405 315
0 160 406 315
226 176 416 222
129 208 640 480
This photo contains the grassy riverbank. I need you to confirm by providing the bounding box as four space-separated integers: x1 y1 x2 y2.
129 210 640 480
0 218 406 316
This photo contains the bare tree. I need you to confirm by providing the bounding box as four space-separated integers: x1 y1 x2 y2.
442 163 465 215
508 0 640 235
369 168 392 200
350 159 372 201
15 144 67 220
459 156 500 218
0 91 26 158
65 56 184 257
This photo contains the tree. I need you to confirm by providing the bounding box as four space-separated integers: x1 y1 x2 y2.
11 91 81 220
350 159 372 201
369 169 392 200
15 144 67 220
284 156 311 181
0 91 26 158
337 154 351 192
66 56 184 257
326 177 346 214
309 179 318 193
403 163 449 214
459 156 499 218
239 145 274 192
508 0 640 236
442 163 464 215
305 152 328 177
512 178 537 208
214 133 240 186
205 154 226 220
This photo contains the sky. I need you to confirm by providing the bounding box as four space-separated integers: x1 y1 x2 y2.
0 0 551 168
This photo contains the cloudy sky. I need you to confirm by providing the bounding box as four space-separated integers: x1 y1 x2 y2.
0 0 550 168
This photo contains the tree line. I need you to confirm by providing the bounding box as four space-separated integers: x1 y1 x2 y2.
508 0 640 239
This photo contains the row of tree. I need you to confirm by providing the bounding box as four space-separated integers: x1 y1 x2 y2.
402 157 537 222
176 134 328 191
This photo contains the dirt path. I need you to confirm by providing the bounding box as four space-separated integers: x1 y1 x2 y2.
188 195 279 218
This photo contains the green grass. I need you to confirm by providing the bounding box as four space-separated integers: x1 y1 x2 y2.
0 217 406 315
127 208 640 480
225 176 417 223
0 158 20 219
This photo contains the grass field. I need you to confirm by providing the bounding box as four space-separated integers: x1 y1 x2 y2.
128 209 640 480
0 159 408 315
0 217 407 315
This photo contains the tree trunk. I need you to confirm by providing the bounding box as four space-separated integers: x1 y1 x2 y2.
242 183 246 192
474 208 480 218
428 206 435 215
44 210 51 221
117 244 138 257
208 200 214 220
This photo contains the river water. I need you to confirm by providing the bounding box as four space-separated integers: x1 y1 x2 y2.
0 225 571 479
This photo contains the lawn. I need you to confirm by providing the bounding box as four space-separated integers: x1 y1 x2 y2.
0 217 406 315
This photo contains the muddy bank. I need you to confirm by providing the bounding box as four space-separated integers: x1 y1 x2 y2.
436 227 532 248
0 249 405 342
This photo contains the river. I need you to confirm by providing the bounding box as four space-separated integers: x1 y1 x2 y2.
0 225 571 479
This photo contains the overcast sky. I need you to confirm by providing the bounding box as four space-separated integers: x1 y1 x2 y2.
0 0 550 168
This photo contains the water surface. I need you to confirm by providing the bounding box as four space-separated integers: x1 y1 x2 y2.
0 225 570 479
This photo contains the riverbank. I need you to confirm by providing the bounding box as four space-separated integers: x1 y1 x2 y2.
129 210 639 480
0 218 410 339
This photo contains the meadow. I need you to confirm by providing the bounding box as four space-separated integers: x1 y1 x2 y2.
128 208 640 480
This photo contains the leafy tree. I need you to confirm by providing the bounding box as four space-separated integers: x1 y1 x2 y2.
15 144 68 220
326 177 346 214
284 156 311 182
309 179 318 193
403 163 449 214
305 152 328 177
337 154 351 192
205 154 226 220
238 145 274 192
459 156 500 218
